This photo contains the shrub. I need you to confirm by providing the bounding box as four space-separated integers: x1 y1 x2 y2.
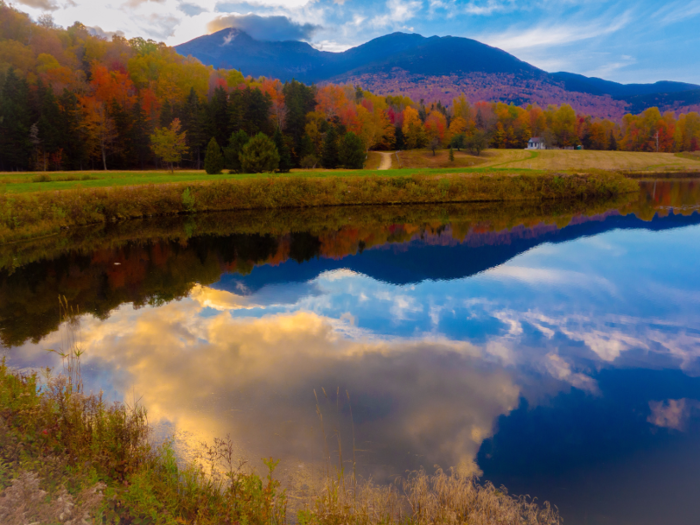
204 137 225 175
339 132 366 169
300 155 319 169
239 133 280 174
31 174 52 183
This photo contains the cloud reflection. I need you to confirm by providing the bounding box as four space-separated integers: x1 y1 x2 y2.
13 297 520 479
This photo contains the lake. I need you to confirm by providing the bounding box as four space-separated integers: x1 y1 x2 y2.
2 180 700 525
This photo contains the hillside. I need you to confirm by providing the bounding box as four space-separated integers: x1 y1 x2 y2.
176 30 700 119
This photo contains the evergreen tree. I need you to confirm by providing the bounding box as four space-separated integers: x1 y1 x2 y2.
283 80 316 165
241 87 273 136
209 86 230 150
339 132 365 169
0 69 32 171
109 100 131 169
224 130 249 173
449 146 455 162
204 137 225 174
394 126 405 150
35 80 62 170
181 88 206 169
129 100 152 169
273 127 292 173
57 90 85 170
609 131 618 151
321 126 340 169
239 133 280 173
300 134 315 158
159 99 173 128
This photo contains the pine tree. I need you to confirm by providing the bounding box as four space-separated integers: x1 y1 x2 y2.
204 137 224 174
209 86 230 150
57 89 85 170
159 99 173 128
0 69 32 171
609 131 618 151
224 130 249 173
241 87 273 136
239 133 280 173
339 132 365 169
273 127 292 173
394 126 405 150
283 80 316 166
449 146 455 162
129 100 152 169
35 80 62 170
182 88 206 169
321 126 340 169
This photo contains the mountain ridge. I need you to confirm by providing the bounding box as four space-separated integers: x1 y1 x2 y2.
175 30 700 119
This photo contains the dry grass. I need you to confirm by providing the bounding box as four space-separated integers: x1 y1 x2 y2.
364 152 384 170
0 310 564 524
488 149 700 171
0 172 639 244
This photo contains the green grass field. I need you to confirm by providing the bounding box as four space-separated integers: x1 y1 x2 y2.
2 149 698 195
0 165 541 194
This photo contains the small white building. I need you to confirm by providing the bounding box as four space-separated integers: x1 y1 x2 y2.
527 137 546 150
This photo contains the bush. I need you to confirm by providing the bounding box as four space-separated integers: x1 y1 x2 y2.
239 133 280 174
204 138 225 174
300 155 319 169
339 132 366 169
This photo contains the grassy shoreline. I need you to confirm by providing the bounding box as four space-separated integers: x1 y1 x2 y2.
0 172 638 244
0 360 562 524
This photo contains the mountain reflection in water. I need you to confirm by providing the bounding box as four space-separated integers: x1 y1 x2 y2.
2 180 700 525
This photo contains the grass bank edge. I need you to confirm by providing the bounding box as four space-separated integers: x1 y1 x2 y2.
0 171 639 244
0 358 562 524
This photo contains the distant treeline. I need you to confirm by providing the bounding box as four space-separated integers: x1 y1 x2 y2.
1 1 699 172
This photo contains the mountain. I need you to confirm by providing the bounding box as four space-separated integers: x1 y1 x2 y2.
175 30 700 120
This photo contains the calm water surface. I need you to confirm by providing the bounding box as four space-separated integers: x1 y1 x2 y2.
2 181 700 525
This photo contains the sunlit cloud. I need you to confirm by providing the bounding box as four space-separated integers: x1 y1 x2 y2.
648 399 700 431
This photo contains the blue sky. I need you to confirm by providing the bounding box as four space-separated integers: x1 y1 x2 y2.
12 0 700 84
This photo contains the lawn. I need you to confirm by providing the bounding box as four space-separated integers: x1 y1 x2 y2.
1 149 698 195
0 164 539 194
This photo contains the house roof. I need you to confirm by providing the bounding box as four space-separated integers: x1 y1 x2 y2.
529 137 543 143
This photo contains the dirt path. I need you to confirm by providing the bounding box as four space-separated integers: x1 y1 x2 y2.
378 152 393 170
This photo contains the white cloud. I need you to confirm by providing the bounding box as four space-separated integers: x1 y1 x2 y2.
480 10 631 50
371 0 422 28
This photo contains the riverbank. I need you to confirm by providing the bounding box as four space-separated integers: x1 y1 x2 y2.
0 172 638 244
0 361 561 524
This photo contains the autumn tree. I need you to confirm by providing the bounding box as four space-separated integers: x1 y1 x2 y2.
402 107 427 149
150 118 188 173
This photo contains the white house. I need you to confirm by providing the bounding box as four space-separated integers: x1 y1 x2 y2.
527 137 546 150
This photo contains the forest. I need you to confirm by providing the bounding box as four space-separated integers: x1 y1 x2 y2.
1 1 700 173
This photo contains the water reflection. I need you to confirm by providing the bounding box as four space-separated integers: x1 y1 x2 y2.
3 180 700 524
